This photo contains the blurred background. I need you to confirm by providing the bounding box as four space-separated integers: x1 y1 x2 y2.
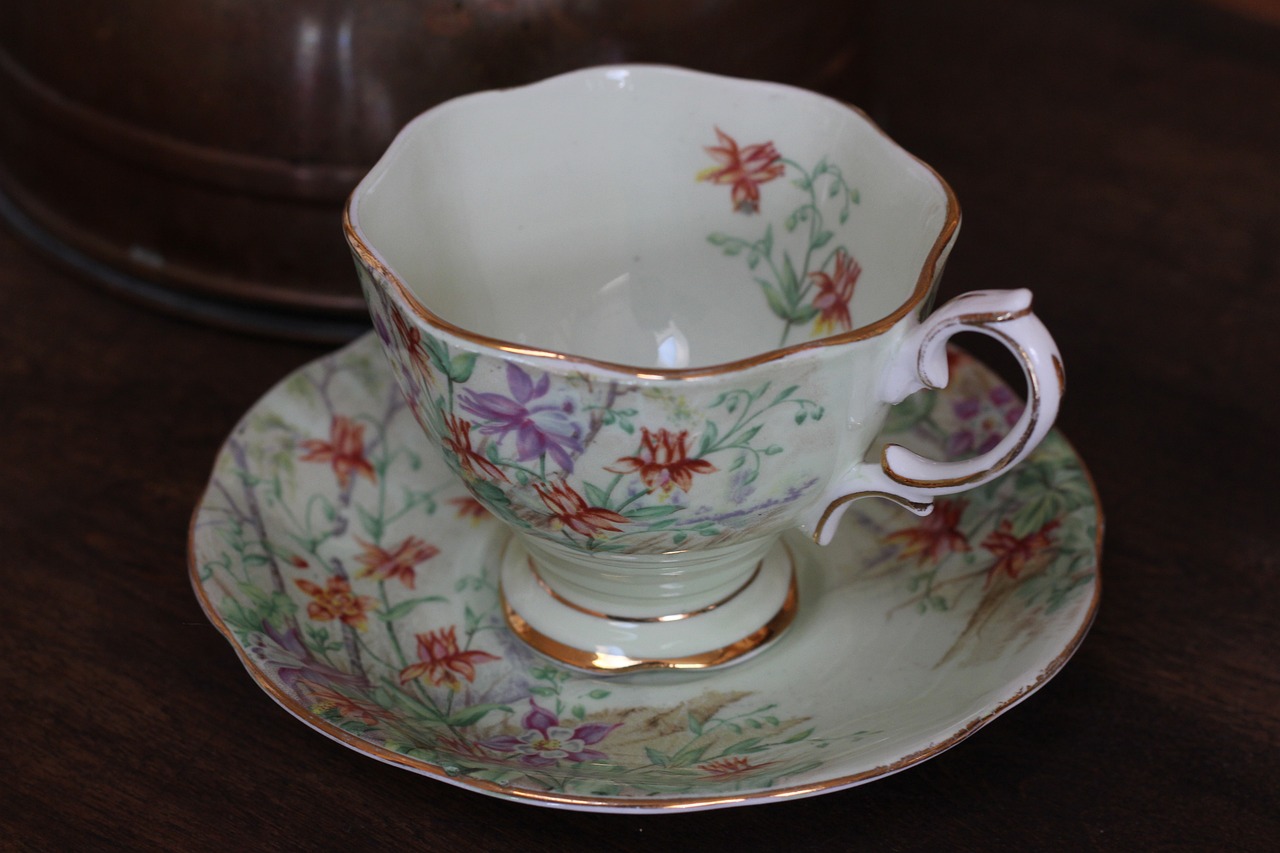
0 0 878 340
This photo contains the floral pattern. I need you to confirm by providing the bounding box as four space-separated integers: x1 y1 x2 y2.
701 128 863 345
191 334 1099 809
361 273 828 557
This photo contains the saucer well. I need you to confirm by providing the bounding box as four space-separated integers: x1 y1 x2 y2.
189 333 1101 813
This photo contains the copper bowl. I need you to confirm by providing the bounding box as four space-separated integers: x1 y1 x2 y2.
0 1 874 340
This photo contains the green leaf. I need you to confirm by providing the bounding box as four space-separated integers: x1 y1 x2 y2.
780 252 801 303
446 703 511 728
672 532 687 545
571 704 586 720
792 304 820 324
448 352 478 383
762 223 774 257
771 386 798 406
528 686 558 698
624 504 683 520
587 688 611 700
356 505 382 541
756 279 792 321
782 726 815 744
377 595 448 622
738 425 762 445
707 233 730 245
645 747 669 767
812 230 834 249
697 421 720 456
584 482 609 508
717 736 765 757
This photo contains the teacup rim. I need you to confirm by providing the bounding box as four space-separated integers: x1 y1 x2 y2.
344 64 962 380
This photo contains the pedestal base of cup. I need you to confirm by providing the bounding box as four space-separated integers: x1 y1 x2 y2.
499 537 797 676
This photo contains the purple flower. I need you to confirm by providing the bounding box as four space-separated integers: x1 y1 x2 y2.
252 621 369 692
458 364 583 472
482 699 619 767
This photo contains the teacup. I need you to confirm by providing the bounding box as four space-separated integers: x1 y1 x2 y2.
344 66 1063 674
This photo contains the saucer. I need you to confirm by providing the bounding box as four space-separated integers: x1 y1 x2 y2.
189 333 1101 813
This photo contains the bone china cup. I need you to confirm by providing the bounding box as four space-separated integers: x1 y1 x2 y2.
344 66 1064 675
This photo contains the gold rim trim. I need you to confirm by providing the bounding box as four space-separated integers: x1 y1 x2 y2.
502 564 797 674
342 74 962 381
527 557 765 624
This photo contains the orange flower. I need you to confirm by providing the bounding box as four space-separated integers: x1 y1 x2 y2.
981 519 1061 585
607 428 717 494
884 498 971 565
354 536 439 589
697 127 785 214
295 576 376 631
300 681 394 727
533 480 630 538
443 413 509 483
810 248 861 335
299 415 376 490
398 626 500 690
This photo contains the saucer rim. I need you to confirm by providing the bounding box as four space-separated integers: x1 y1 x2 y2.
187 333 1102 813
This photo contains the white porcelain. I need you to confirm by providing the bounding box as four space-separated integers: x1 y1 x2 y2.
189 334 1101 812
344 65 1065 672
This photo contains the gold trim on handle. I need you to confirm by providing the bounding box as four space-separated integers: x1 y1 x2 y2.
886 323 1044 490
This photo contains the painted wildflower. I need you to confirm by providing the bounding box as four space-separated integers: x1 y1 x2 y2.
606 427 717 494
354 536 439 589
482 699 620 767
697 126 785 214
459 363 584 473
298 415 376 490
398 626 500 690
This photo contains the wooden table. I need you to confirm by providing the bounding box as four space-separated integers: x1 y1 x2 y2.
3 0 1277 848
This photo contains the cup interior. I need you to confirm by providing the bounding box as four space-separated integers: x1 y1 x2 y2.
350 66 954 370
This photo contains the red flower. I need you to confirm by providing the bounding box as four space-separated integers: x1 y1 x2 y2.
300 681 395 727
354 536 439 589
295 576 376 631
810 248 861 334
533 479 629 539
981 519 1061 585
299 415 376 490
393 309 436 383
398 626 500 690
449 496 490 522
606 428 717 494
697 127 785 214
443 413 509 483
884 498 971 565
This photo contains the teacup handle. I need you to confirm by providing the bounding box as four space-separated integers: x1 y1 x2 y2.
806 289 1064 545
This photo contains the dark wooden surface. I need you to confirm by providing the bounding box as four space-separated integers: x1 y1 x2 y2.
3 0 1277 849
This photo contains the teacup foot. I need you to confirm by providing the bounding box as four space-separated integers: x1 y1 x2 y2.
499 538 797 676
